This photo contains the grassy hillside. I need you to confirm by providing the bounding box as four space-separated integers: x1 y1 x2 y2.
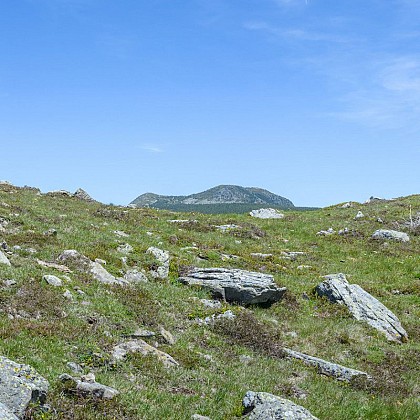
0 183 419 419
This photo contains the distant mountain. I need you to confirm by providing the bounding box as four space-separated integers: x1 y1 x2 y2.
129 185 295 212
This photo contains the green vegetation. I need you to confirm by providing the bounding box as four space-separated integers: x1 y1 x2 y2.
0 183 419 419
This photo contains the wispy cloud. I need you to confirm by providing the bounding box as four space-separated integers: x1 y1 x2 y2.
140 145 164 153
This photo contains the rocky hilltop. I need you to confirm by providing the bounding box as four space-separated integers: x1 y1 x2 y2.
130 185 295 213
0 181 418 419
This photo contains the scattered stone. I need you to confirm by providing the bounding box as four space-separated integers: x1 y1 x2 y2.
364 196 385 204
3 279 16 287
178 267 286 305
243 391 318 420
90 261 127 286
123 269 148 283
197 310 236 325
114 230 129 237
282 348 370 382
111 340 179 368
239 355 253 364
168 219 194 223
250 253 273 259
341 202 352 208
66 362 83 374
315 273 408 342
0 356 49 418
42 275 62 287
338 228 349 235
191 415 211 420
159 326 176 345
59 373 118 399
316 227 335 236
117 243 133 254
0 251 11 266
37 259 72 273
280 251 305 260
377 217 384 223
146 247 170 279
43 228 57 236
371 229 409 242
63 290 73 300
354 211 364 219
95 258 107 265
297 265 312 270
214 224 240 232
129 328 156 338
250 208 284 219
199 299 222 309
46 190 72 197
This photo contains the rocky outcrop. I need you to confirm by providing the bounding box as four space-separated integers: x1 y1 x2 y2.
249 208 284 219
111 339 179 368
371 229 409 242
243 391 319 420
146 247 170 279
59 373 118 399
0 356 49 418
282 348 370 382
73 188 95 202
178 268 286 305
315 273 408 342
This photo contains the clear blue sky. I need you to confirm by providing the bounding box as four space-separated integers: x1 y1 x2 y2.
1 0 419 207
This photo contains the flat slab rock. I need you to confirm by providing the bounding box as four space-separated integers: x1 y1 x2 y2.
243 391 318 420
250 208 284 219
316 273 408 342
111 339 179 368
178 267 286 305
282 348 370 382
0 356 49 418
59 374 118 399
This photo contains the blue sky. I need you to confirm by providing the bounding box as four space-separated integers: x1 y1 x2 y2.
1 0 419 207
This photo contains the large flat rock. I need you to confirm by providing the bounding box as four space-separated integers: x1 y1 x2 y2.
243 391 319 420
178 267 286 305
0 356 49 418
315 273 408 342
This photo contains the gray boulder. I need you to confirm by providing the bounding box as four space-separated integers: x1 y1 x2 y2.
243 391 318 420
146 247 170 279
0 356 49 418
282 348 370 382
59 373 118 399
123 269 148 283
178 267 286 305
371 229 409 242
73 188 95 202
90 261 127 286
111 339 179 368
42 275 62 287
250 208 284 219
0 250 11 266
315 273 408 342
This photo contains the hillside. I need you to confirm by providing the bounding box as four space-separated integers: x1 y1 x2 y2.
0 182 419 419
130 185 296 213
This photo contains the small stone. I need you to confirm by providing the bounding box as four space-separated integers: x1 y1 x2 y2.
371 229 409 242
66 362 83 374
159 326 176 345
355 211 364 219
43 228 57 236
63 290 73 300
0 250 11 266
117 243 133 254
250 208 284 219
43 275 62 287
341 202 352 208
199 299 222 309
124 269 148 283
114 230 129 237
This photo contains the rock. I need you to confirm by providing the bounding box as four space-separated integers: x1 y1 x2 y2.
316 227 335 236
214 224 240 232
111 339 179 368
0 250 11 266
199 299 222 309
243 391 319 420
315 273 408 342
129 328 156 338
66 362 83 374
377 217 384 223
37 259 72 273
159 326 175 345
42 275 62 287
250 208 284 219
57 250 91 270
73 188 95 202
63 290 73 300
280 251 305 260
46 190 72 197
114 230 129 237
250 253 273 259
117 243 133 254
146 247 170 279
198 310 236 325
191 415 212 420
90 261 127 286
0 402 18 420
282 348 370 382
43 228 57 236
3 279 17 287
178 267 286 305
0 356 49 418
59 373 118 399
341 202 352 208
371 229 409 242
123 269 148 283
354 211 364 219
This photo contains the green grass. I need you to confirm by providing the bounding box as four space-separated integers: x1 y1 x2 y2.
0 184 419 419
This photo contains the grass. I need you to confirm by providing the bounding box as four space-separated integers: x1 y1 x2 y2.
0 184 419 419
